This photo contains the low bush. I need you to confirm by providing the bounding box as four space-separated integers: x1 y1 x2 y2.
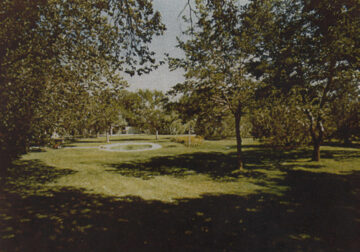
171 135 204 147
48 139 64 149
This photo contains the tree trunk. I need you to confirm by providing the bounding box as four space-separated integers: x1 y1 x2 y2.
312 140 321 161
343 129 352 146
309 126 320 161
235 113 244 171
106 129 110 143
306 110 324 162
188 127 191 146
155 129 158 140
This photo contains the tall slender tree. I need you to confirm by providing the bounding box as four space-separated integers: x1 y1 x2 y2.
170 0 256 170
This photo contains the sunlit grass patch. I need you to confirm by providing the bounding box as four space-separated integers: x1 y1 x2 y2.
13 135 360 202
48 173 263 202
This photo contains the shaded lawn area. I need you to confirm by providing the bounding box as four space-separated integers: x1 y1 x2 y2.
1 136 360 251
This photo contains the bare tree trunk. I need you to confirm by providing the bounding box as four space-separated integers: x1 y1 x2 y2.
155 129 158 140
188 126 191 146
235 112 244 171
312 140 321 161
310 61 334 161
306 110 323 161
106 129 110 143
311 123 323 161
343 128 352 145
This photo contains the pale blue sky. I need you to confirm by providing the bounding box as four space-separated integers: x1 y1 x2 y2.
125 0 248 92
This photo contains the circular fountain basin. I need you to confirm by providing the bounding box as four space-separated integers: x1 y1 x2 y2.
99 142 162 152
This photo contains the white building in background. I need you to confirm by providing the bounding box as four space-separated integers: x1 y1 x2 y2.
51 131 60 139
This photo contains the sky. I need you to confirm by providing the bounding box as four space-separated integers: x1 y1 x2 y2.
125 0 248 92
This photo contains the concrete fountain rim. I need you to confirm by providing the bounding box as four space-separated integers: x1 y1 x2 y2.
98 142 162 152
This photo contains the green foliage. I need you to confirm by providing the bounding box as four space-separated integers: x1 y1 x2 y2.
327 84 360 144
167 92 235 139
88 84 126 137
195 113 235 140
169 118 187 135
251 89 311 148
0 0 165 167
121 89 168 136
169 0 259 169
244 0 360 160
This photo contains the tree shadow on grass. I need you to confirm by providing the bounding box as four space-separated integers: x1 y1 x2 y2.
105 147 334 180
225 144 263 149
0 160 75 195
324 141 360 149
1 169 360 251
321 149 360 161
106 151 240 180
1 148 360 251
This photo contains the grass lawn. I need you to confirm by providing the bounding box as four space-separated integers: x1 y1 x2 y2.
1 135 360 251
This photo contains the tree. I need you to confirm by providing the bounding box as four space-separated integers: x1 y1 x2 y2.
328 80 360 144
53 79 93 137
168 91 235 139
89 83 125 143
122 90 167 139
244 0 360 160
169 0 256 170
0 0 165 169
169 118 187 135
251 88 311 148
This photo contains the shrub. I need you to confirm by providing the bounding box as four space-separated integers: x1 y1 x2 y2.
48 139 64 149
171 135 204 147
251 90 311 149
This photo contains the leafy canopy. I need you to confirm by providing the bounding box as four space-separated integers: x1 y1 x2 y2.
0 0 165 165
